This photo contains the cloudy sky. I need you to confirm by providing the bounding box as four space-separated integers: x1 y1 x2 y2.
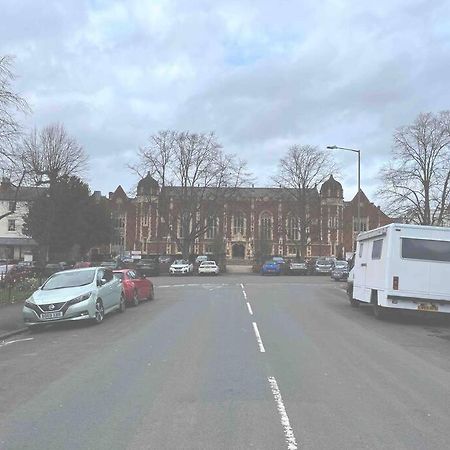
2 0 450 201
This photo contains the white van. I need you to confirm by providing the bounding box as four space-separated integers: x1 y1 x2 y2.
347 223 450 318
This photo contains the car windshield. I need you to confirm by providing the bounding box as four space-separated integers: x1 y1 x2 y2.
173 260 188 265
335 261 348 268
201 262 215 266
42 270 96 290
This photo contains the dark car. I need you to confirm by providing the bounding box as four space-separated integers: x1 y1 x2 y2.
331 260 349 281
288 259 308 275
136 258 160 276
315 257 335 275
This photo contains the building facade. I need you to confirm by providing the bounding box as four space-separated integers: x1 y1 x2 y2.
108 174 393 260
0 179 42 260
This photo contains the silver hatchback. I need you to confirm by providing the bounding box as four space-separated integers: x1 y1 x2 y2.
23 267 125 329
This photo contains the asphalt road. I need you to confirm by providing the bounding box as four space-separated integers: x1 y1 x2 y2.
1 275 450 450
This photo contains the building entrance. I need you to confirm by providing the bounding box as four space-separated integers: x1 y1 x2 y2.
232 243 245 259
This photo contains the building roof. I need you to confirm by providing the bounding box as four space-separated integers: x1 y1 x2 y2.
0 186 46 201
137 173 159 195
0 237 37 246
320 175 343 198
162 185 320 201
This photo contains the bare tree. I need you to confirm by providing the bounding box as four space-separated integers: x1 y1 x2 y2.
22 123 88 187
273 144 338 257
378 111 450 225
133 130 251 258
0 55 31 221
0 55 29 162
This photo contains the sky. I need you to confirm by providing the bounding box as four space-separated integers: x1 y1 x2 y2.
1 0 450 203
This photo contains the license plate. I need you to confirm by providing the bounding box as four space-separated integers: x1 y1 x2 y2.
40 311 63 320
417 303 438 312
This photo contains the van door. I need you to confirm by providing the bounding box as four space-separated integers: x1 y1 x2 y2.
354 241 369 302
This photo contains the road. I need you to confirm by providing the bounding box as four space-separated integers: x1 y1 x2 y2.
1 275 450 450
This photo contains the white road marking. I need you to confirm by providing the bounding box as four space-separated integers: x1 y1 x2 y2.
0 337 34 348
268 376 298 450
246 302 253 315
252 322 265 352
240 283 248 299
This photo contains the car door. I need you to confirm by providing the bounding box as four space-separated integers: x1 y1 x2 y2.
96 269 111 309
104 269 120 309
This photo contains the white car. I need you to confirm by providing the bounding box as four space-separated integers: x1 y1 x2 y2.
198 261 220 275
169 259 194 275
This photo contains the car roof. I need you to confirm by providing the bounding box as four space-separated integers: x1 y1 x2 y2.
53 267 98 274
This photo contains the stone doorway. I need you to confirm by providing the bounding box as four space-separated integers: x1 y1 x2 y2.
232 243 245 259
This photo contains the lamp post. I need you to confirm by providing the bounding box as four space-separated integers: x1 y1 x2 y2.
327 145 361 251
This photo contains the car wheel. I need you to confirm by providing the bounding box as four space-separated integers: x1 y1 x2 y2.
94 299 104 324
119 293 126 313
132 290 139 307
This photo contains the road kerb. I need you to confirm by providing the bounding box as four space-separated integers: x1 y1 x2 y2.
0 327 29 341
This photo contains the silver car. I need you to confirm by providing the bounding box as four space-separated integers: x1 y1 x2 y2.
23 267 125 329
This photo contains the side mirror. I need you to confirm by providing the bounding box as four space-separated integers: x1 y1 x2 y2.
98 278 107 286
141 273 146 279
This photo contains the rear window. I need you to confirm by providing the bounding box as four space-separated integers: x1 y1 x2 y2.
402 238 450 262
371 239 383 260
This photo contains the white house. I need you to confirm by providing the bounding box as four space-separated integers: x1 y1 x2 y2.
0 179 44 260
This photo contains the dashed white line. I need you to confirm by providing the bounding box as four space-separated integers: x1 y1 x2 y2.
268 376 298 450
246 302 253 315
0 337 34 348
252 322 265 352
240 283 248 299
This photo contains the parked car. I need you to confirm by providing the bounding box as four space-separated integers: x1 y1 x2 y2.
315 257 335 275
135 258 160 276
44 262 68 277
100 261 118 269
195 255 209 265
198 261 220 275
169 259 194 275
331 260 349 281
113 269 154 306
158 255 172 264
288 259 308 275
261 260 282 275
23 267 126 329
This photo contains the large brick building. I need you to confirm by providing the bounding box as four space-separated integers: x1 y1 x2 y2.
107 174 393 260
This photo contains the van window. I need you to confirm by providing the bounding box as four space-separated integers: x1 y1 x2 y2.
371 239 383 259
358 243 364 258
402 238 450 262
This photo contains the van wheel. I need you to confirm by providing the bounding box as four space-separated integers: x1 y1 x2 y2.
347 284 359 307
373 303 387 319
371 290 387 320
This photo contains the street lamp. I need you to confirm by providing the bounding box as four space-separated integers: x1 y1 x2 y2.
327 145 361 251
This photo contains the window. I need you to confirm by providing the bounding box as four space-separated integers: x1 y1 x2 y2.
371 239 383 259
206 217 218 239
358 242 364 258
8 219 15 231
8 201 15 211
353 217 368 232
402 238 450 262
233 212 245 236
286 216 299 241
127 270 137 279
260 212 272 240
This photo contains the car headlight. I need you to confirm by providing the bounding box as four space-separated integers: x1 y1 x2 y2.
24 297 35 308
68 292 92 306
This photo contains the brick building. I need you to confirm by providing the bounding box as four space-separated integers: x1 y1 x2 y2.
107 174 393 260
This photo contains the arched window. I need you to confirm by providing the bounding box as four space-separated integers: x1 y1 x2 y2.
260 212 273 240
206 216 218 239
232 212 246 236
287 215 300 241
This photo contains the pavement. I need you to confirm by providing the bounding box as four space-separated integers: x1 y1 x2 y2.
0 275 450 449
0 302 27 339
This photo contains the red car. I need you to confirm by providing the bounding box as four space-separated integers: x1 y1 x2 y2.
113 269 154 306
